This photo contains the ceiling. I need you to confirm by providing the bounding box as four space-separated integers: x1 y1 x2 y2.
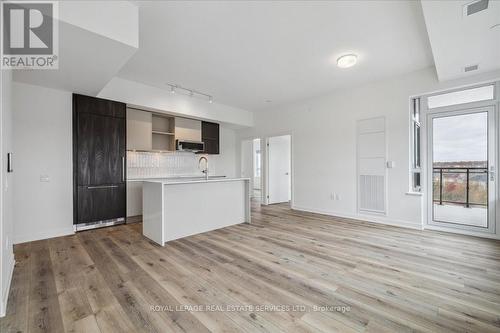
13 21 137 96
117 1 434 111
421 0 500 81
13 1 138 96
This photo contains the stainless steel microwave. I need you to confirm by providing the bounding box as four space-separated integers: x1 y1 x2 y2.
176 140 205 152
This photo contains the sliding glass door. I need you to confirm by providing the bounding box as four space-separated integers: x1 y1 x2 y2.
427 106 496 234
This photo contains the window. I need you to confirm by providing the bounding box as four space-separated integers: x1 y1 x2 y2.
427 85 494 109
410 97 422 192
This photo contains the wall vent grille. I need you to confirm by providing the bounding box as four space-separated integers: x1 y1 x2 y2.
464 0 489 16
464 64 479 72
359 175 385 213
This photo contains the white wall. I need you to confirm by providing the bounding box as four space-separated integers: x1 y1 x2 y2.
12 83 74 244
0 69 14 317
240 139 254 191
209 127 238 178
238 67 500 230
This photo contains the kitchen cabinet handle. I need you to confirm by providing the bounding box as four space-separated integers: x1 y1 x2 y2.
87 185 119 189
7 153 13 173
122 156 125 182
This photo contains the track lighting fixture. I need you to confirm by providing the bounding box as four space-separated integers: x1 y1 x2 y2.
165 83 214 104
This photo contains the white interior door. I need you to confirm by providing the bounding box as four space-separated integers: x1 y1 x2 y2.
268 135 291 204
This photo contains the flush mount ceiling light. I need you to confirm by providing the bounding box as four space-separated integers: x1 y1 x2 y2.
337 54 358 68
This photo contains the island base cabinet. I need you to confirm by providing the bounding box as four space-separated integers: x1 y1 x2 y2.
126 182 143 217
142 179 251 246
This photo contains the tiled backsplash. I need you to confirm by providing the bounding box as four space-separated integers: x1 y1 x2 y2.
127 151 206 179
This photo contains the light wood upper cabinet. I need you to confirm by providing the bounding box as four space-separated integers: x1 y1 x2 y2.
127 108 152 150
175 117 202 142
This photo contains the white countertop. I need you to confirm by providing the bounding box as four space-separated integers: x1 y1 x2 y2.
143 177 250 185
127 175 226 182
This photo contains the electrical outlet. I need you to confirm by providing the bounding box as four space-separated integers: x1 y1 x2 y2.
40 175 50 182
335 193 341 201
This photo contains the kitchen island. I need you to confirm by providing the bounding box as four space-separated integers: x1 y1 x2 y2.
142 177 251 245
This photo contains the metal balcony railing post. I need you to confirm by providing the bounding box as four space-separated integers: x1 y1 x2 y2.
439 168 443 205
466 169 470 208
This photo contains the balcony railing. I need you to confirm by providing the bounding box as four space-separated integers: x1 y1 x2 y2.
433 167 488 208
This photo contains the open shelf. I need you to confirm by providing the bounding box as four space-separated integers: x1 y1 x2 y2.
152 114 175 132
152 130 175 135
152 114 175 151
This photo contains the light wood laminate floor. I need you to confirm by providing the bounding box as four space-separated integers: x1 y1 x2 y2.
2 202 500 332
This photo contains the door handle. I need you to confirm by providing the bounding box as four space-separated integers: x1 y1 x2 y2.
122 156 125 182
87 185 119 189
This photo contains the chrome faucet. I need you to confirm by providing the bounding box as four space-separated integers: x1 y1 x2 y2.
198 156 209 180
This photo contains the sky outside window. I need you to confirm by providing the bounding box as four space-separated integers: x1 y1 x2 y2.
433 112 487 163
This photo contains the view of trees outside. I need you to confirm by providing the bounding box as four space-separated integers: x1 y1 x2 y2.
433 161 488 207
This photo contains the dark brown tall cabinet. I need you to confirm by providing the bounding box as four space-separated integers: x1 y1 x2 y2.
201 121 220 154
73 94 126 229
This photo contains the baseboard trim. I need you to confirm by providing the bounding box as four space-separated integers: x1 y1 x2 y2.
13 227 75 244
0 253 15 317
291 205 423 230
126 215 142 224
424 225 500 240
